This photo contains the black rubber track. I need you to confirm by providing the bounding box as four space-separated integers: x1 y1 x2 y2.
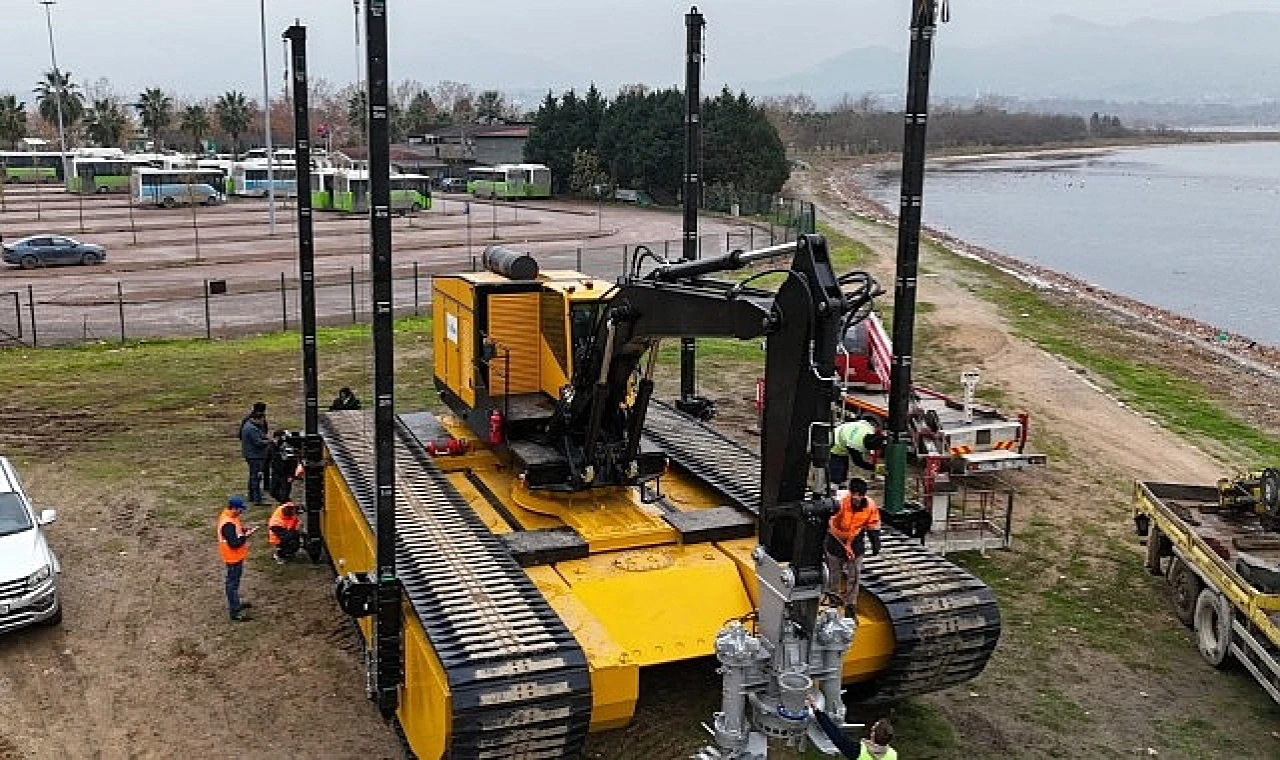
645 401 1002 700
322 411 593 759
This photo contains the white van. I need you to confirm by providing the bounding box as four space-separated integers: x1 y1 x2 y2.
0 457 61 633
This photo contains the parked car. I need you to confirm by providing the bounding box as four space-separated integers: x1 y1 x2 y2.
2 235 107 269
439 177 468 193
0 456 61 634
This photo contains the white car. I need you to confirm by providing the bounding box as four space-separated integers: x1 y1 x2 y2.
0 457 61 633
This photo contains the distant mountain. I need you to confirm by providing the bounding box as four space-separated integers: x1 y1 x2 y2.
748 12 1280 104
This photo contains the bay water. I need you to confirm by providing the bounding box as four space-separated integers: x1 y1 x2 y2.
858 142 1280 346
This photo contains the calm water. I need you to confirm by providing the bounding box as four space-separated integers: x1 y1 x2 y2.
860 142 1280 346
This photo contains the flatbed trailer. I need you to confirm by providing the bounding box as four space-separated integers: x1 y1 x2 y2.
1134 480 1280 703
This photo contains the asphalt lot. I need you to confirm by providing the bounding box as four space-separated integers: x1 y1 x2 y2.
0 186 772 344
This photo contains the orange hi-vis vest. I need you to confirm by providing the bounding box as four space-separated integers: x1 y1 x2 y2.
829 490 881 559
217 509 249 564
268 505 300 546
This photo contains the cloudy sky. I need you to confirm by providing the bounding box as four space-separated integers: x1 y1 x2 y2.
1 0 1275 104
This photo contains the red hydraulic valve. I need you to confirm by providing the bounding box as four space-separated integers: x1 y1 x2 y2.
488 408 504 445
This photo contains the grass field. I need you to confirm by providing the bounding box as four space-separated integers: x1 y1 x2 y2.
3 230 1278 757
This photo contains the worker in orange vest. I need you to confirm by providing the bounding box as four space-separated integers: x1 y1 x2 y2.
268 501 302 564
824 477 882 617
217 496 258 621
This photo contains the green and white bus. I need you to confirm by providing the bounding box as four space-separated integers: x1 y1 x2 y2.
68 156 153 194
467 163 551 200
311 168 339 210
0 151 68 183
314 169 432 213
131 167 226 208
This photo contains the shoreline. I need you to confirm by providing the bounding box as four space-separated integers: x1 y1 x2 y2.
823 169 1280 379
829 132 1280 173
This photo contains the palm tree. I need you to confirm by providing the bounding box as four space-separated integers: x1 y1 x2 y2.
215 91 251 159
84 99 128 148
0 95 28 149
180 104 210 152
33 69 84 131
136 88 173 150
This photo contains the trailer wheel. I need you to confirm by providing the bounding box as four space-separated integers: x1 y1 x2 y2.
1261 468 1280 516
1168 557 1201 628
1194 588 1233 668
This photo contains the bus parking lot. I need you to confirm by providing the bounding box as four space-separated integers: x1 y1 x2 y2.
0 183 774 345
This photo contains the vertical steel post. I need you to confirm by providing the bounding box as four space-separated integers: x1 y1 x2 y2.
365 0 401 718
260 0 276 235
677 6 710 419
412 260 419 315
886 0 941 514
203 279 211 340
127 190 137 245
284 22 324 564
116 281 125 343
13 291 22 340
27 285 36 347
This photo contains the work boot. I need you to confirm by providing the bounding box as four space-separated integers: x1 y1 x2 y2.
231 611 254 622
238 601 253 610
274 550 285 565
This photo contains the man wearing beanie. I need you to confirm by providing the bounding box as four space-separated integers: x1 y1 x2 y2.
216 496 259 621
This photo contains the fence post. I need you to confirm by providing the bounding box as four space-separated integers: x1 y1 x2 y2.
575 247 582 271
203 279 211 340
663 240 669 259
621 244 629 276
117 281 126 343
27 284 36 347
749 226 754 249
349 266 357 324
413 261 420 316
12 291 21 340
280 272 288 331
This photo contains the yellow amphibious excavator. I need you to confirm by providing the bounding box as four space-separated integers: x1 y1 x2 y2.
319 241 1001 758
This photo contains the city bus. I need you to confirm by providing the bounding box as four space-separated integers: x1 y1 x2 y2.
0 151 68 183
230 163 298 197
67 155 152 194
311 168 339 210
130 167 226 208
467 163 551 200
390 174 432 212
318 169 432 213
197 158 237 194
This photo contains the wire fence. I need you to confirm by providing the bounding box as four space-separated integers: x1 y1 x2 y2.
0 198 815 348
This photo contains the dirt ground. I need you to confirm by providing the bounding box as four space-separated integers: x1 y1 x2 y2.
2 165 1280 759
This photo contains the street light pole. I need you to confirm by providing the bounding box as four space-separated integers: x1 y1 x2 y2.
39 0 70 191
259 0 276 235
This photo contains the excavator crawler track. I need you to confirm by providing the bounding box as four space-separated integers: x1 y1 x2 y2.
646 401 1002 699
322 411 593 759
